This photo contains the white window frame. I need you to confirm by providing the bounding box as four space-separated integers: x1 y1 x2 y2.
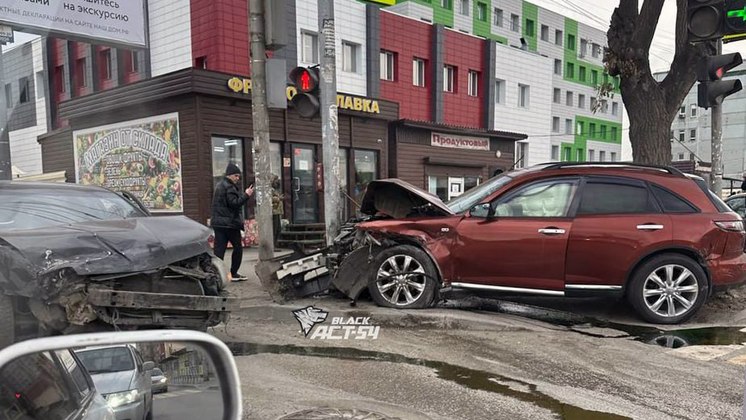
610 152 617 162
578 94 586 109
552 117 560 132
553 88 561 104
599 151 606 162
555 29 563 46
495 79 505 104
678 130 685 143
566 91 573 106
690 103 697 117
554 59 562 75
540 24 549 41
300 31 319 64
690 129 697 142
551 145 559 161
518 83 530 108
342 41 360 73
467 70 479 96
459 0 469 16
380 50 395 81
612 102 619 116
476 1 487 21
511 14 519 32
443 65 455 93
588 149 595 161
565 119 573 134
493 8 503 27
413 58 426 87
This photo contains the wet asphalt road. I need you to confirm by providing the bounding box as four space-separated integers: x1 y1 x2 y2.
152 387 222 420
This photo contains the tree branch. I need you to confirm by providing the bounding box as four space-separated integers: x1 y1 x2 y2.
633 0 665 52
674 0 688 52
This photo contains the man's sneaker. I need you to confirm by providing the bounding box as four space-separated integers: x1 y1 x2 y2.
232 273 249 282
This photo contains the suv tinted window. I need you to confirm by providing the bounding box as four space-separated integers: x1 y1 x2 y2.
578 182 658 215
651 185 698 213
494 179 578 217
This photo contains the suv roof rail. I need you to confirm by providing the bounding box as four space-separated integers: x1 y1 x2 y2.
540 162 685 177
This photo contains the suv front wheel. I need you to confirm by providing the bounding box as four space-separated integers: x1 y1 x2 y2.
628 254 708 324
368 245 438 309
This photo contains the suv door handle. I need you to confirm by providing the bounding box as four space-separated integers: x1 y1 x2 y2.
538 228 566 235
637 224 664 231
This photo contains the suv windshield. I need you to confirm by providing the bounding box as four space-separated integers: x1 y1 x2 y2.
447 174 513 214
75 347 134 374
0 188 146 231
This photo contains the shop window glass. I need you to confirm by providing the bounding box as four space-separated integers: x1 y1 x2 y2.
354 150 378 212
428 176 449 202
270 142 282 190
340 149 349 217
212 137 244 188
464 176 480 192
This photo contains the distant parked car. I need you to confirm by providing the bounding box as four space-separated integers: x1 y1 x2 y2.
75 344 154 420
150 368 168 394
330 163 746 324
725 193 746 218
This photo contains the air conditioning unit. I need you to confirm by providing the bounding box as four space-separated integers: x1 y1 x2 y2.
678 112 686 119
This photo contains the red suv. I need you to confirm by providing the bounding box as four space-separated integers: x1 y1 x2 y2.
331 163 746 324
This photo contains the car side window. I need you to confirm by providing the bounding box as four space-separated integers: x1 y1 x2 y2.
727 196 746 217
54 350 92 399
493 179 578 218
578 182 658 215
651 185 698 213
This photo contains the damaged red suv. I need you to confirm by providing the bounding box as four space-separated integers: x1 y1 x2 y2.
331 163 746 324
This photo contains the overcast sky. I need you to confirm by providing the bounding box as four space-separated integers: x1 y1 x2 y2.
6 1 746 160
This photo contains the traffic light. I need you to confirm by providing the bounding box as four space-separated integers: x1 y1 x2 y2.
696 52 743 108
289 67 320 118
687 0 746 42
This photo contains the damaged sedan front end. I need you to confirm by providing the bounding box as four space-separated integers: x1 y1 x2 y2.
0 182 237 346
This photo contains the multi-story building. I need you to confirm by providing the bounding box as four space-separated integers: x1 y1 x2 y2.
659 64 746 179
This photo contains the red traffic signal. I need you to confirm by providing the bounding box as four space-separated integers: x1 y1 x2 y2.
696 52 743 108
697 52 743 81
289 67 319 93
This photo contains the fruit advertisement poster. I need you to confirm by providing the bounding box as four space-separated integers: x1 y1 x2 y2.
73 113 183 212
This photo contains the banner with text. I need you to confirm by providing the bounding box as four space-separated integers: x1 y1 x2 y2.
431 132 490 151
74 113 183 212
0 0 146 47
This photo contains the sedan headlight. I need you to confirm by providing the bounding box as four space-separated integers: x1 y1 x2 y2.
105 390 139 408
159 378 167 383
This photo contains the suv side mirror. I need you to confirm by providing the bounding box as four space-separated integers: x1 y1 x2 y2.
469 203 493 219
143 361 155 371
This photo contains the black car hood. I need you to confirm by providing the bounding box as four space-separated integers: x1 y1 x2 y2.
0 216 212 295
360 179 453 218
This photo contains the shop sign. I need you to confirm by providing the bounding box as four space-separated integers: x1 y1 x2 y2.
0 0 147 47
227 76 380 114
73 113 184 212
0 25 13 43
431 132 490 151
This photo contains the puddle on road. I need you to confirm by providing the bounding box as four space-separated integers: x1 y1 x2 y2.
229 342 629 420
444 299 746 349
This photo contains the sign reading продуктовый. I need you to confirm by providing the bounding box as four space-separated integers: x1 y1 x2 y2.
0 0 146 47
73 113 184 213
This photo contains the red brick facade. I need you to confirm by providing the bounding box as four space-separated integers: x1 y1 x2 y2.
190 0 251 76
442 30 484 128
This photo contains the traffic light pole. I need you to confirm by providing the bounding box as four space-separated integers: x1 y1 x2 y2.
711 39 724 196
318 0 341 245
249 0 274 261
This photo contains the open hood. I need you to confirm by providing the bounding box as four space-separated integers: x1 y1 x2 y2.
359 179 453 218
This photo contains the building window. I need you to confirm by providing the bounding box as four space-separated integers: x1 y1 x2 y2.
195 56 207 69
55 65 66 93
610 152 617 162
510 14 519 32
591 70 598 85
590 97 598 111
580 38 588 57
555 29 563 46
525 19 535 37
578 66 586 81
601 125 607 139
589 149 595 161
612 102 619 116
690 103 697 117
566 91 573 106
495 79 505 104
342 41 360 73
494 8 503 26
565 118 573 134
567 34 576 50
100 49 112 80
76 58 87 88
577 121 584 135
130 51 140 73
690 129 697 142
553 88 561 103
563 147 572 161
467 70 479 96
476 2 487 21
516 142 529 168
212 136 245 192
578 94 586 109
678 130 685 143
599 150 606 162
678 153 685 160
611 126 618 141
552 116 560 132
35 71 44 99
380 50 395 81
459 0 469 15
4 84 11 105
301 31 319 64
554 59 562 75
441 0 452 9
566 62 574 78
576 149 584 162
589 123 596 137
540 24 549 41
443 65 455 93
592 43 601 58
18 77 29 103
552 145 559 160
518 83 530 108
413 58 426 87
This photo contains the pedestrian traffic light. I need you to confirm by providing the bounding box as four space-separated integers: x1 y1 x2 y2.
688 0 746 42
289 67 320 118
696 52 743 108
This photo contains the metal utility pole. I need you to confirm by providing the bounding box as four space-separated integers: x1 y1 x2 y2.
249 0 274 260
318 0 341 245
711 39 724 196
0 43 10 181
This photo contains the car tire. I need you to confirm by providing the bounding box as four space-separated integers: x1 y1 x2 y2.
368 245 438 309
0 294 15 349
628 254 708 324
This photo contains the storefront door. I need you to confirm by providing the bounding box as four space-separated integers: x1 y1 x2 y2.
448 177 465 201
291 144 318 223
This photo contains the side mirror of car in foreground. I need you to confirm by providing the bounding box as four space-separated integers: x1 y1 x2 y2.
469 203 495 219
0 330 242 420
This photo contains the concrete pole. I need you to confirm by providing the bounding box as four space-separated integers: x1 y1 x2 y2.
710 39 723 196
249 0 274 260
0 44 10 181
318 0 341 245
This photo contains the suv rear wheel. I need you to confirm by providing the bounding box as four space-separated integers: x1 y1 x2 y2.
628 254 708 324
369 245 438 309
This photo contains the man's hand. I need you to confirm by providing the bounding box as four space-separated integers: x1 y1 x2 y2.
245 184 255 196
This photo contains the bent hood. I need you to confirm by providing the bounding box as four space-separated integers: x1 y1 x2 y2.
0 216 212 295
360 179 453 218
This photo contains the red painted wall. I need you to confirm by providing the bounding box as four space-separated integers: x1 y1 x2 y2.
442 30 484 128
379 12 432 122
190 0 251 76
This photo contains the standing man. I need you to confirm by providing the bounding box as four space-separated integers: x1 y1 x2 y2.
271 175 284 246
211 163 254 281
